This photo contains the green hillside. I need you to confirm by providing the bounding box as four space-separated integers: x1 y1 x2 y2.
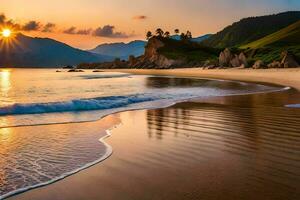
240 20 300 63
157 37 219 63
202 11 300 48
241 20 300 49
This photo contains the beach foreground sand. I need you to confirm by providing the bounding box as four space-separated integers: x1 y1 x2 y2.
8 69 300 200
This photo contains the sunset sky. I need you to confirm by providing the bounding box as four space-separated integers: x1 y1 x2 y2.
1 0 299 49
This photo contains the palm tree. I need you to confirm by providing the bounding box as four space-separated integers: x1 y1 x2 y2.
186 31 192 39
174 29 179 35
146 31 152 40
156 28 164 37
180 33 187 40
164 31 170 38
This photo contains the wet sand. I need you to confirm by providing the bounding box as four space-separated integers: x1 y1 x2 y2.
8 70 300 200
114 68 300 90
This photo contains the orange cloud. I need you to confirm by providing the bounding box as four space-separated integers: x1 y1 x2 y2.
133 15 147 20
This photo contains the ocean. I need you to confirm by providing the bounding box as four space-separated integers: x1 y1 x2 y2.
0 68 287 199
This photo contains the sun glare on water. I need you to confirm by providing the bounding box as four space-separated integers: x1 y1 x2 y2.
2 29 12 38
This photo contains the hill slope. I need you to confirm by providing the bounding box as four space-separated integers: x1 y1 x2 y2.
0 34 113 67
156 37 219 63
89 40 146 60
202 11 300 48
241 20 300 49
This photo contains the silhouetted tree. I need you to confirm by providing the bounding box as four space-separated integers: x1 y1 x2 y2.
180 31 193 42
186 31 192 39
164 31 170 38
174 29 180 35
156 28 164 37
146 31 152 40
180 33 187 40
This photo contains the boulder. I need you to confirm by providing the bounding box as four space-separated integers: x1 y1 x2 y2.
238 64 247 69
206 65 218 69
68 69 84 72
238 52 248 67
203 60 218 69
230 55 241 68
267 61 282 68
128 55 137 66
281 51 300 68
252 60 267 69
219 48 232 67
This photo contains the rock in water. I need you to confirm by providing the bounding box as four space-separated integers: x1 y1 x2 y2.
252 60 267 69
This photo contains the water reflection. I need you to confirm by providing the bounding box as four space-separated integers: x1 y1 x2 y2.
0 70 12 106
144 76 269 91
145 77 209 88
144 100 300 196
0 70 11 93
147 108 192 140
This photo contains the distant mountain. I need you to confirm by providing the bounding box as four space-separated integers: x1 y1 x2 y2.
191 34 212 42
170 34 212 42
0 34 113 67
90 40 146 60
202 11 300 48
241 20 300 49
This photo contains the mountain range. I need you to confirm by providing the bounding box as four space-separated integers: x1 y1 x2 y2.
89 40 146 60
0 34 114 67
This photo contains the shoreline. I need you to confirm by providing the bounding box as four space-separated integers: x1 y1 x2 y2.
107 68 300 90
7 69 300 200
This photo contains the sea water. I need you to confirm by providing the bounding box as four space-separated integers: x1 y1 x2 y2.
0 68 286 199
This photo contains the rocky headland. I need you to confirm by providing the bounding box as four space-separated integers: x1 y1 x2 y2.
78 36 300 70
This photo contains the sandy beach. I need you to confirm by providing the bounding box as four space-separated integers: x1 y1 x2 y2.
8 69 300 200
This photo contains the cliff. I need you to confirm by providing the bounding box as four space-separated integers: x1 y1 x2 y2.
78 36 218 69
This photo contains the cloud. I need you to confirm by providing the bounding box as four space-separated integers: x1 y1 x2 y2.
93 25 129 38
133 15 147 20
63 27 92 35
77 28 92 35
0 14 6 24
63 26 77 34
0 12 134 38
42 23 56 32
22 21 41 31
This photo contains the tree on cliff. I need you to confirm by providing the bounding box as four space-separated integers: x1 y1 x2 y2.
164 31 170 38
174 29 180 35
156 28 164 37
186 31 192 39
180 31 193 41
180 33 187 40
146 31 153 40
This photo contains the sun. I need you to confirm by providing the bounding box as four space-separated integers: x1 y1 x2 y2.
2 29 12 38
